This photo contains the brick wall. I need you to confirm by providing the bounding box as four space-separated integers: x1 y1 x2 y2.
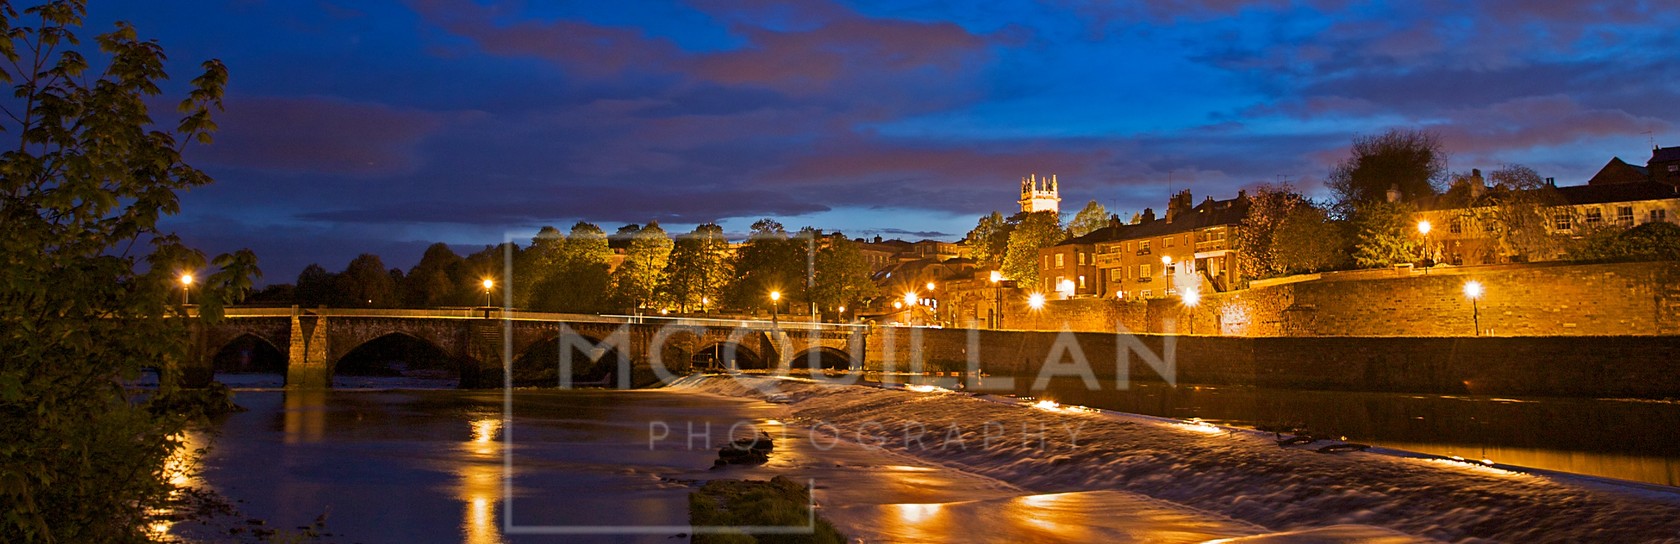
862 326 1680 398
967 261 1680 337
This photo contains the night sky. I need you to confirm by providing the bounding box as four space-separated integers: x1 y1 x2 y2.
91 1 1680 281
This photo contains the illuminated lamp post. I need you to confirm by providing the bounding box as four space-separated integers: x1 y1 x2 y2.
1463 280 1483 336
989 270 1004 329
481 278 494 307
1181 287 1200 334
1027 292 1046 311
179 273 193 306
1417 220 1433 273
769 290 781 328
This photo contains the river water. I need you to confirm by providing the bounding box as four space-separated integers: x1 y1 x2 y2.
164 373 1680 542
944 377 1680 487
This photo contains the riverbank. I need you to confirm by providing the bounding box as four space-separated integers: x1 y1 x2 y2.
674 374 1680 542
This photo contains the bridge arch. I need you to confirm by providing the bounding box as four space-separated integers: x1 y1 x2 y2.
212 333 287 375
695 340 767 371
333 331 462 383
788 346 857 371
512 329 632 387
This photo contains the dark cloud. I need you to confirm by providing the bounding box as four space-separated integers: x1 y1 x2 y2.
200 95 457 176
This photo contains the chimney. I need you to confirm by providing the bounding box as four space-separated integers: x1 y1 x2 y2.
1546 177 1555 187
1141 208 1156 222
1385 184 1402 203
1165 190 1192 223
1469 168 1486 198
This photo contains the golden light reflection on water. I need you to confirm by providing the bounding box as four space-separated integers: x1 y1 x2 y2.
149 431 206 541
460 417 505 544
282 389 326 444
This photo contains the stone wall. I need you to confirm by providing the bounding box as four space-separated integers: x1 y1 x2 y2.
981 260 1680 337
862 326 1680 398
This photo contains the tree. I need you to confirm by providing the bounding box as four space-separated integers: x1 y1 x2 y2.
0 3 260 540
1351 200 1423 268
1569 222 1680 262
725 218 804 312
1000 211 1063 286
610 221 673 311
534 222 612 312
404 243 463 307
458 243 516 305
1272 204 1347 274
1067 200 1109 237
810 237 878 317
1235 184 1310 279
512 227 564 308
295 263 341 307
965 211 1013 270
661 223 731 312
1459 164 1566 263
337 254 397 307
1327 128 1446 212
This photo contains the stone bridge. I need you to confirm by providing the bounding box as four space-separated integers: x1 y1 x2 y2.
186 307 868 388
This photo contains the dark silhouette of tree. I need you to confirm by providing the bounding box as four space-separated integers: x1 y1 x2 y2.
404 243 463 307
513 226 564 308
337 254 397 307
725 219 804 312
295 264 340 307
1327 128 1446 212
0 3 259 540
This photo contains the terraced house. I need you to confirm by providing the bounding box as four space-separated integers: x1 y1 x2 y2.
1038 190 1249 300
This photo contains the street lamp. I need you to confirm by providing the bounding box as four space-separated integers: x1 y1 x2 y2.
481 278 494 307
769 290 781 327
1463 280 1483 336
1181 287 1200 334
179 273 193 306
1027 292 1046 310
1161 255 1173 296
1417 220 1434 273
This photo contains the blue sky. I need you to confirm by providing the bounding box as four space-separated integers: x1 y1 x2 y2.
86 0 1680 281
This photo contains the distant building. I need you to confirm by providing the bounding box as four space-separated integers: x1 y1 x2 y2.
1654 145 1680 187
1038 190 1248 300
1019 174 1061 214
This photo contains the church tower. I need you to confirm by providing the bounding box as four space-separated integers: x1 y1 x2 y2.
1018 173 1061 214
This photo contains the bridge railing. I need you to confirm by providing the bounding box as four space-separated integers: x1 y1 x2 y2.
218 306 864 331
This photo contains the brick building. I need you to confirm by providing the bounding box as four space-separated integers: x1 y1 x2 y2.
1037 190 1249 300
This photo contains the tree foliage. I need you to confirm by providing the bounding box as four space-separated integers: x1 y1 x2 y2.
1453 164 1565 263
1066 200 1109 237
810 237 877 317
512 227 564 308
533 222 612 312
1351 200 1423 268
724 218 805 312
661 223 730 312
404 242 463 307
1235 184 1309 279
1569 222 1680 262
610 221 674 311
965 211 1013 270
1327 128 1445 211
1272 204 1347 274
0 2 260 540
1000 211 1063 286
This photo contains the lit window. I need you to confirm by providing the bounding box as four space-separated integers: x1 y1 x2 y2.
1617 206 1634 226
1141 289 1152 298
1585 208 1602 226
1111 269 1123 281
1140 241 1150 251
1055 253 1064 268
1078 275 1086 288
1078 252 1086 265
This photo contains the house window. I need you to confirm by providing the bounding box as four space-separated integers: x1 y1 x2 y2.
1078 275 1086 288
1141 289 1152 298
1139 264 1151 279
1043 255 1050 269
1164 236 1174 248
1055 254 1064 268
1585 208 1603 226
1184 234 1192 246
1554 213 1572 231
1450 219 1462 234
1112 269 1123 281
1140 240 1150 251
1078 252 1086 265
1671 164 1679 172
1617 206 1634 226
1652 209 1668 223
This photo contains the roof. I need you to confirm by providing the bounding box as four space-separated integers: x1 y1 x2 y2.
1052 196 1249 247
1555 181 1680 206
1654 146 1680 164
1587 157 1650 185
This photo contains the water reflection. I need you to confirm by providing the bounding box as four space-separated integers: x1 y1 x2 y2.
282 389 326 443
149 430 206 541
460 416 503 544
